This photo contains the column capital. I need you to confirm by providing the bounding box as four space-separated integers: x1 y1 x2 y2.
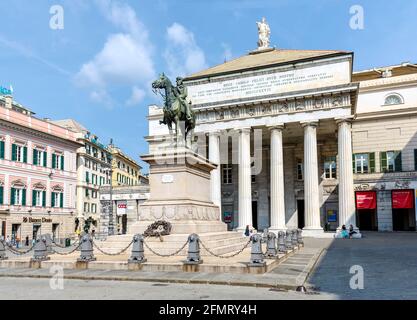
237 127 252 134
207 131 221 137
335 116 354 125
267 124 285 132
300 120 319 128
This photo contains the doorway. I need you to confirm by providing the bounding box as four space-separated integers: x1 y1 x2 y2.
357 209 378 231
252 201 258 230
122 214 128 235
32 224 41 240
297 200 305 229
52 223 60 241
392 209 416 231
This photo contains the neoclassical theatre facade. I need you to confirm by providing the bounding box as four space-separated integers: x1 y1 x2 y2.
147 47 417 235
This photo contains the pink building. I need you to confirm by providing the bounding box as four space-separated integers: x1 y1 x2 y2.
0 95 81 242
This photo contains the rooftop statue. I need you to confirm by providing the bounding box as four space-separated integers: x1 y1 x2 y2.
256 17 271 50
152 74 196 144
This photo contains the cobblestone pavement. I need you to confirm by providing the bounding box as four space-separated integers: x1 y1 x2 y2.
307 232 417 300
0 277 336 300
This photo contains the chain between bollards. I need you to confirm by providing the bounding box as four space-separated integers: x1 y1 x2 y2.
199 238 251 259
143 239 189 257
92 240 134 256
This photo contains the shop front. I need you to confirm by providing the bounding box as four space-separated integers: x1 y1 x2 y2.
356 191 378 231
391 190 416 231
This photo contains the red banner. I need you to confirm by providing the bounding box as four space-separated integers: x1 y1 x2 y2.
356 191 377 210
392 190 414 209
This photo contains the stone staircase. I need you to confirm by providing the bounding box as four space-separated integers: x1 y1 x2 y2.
94 231 249 256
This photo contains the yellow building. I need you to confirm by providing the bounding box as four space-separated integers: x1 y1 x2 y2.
108 145 143 187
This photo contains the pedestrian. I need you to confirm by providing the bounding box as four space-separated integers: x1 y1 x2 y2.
25 236 29 247
91 229 96 239
16 236 21 249
5 235 10 246
244 225 250 237
340 225 349 239
349 225 357 239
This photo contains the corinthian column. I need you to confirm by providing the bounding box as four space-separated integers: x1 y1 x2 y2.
337 118 360 233
237 128 252 231
208 131 222 217
269 125 286 233
302 121 323 236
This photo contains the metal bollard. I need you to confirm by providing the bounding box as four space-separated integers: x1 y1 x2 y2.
249 233 266 266
32 236 50 262
0 240 7 260
291 229 299 247
128 234 147 264
285 230 293 250
77 234 96 262
297 229 304 246
44 234 53 254
265 232 277 258
277 231 287 254
185 234 203 265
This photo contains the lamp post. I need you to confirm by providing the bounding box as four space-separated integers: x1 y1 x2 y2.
105 165 114 236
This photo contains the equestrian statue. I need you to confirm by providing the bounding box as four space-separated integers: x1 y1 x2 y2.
152 74 196 143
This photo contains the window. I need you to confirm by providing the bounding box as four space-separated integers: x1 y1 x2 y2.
12 144 27 163
92 174 97 185
92 191 98 199
415 149 417 171
0 140 5 159
32 190 46 207
85 172 90 184
33 149 47 167
222 164 232 184
85 189 90 197
11 188 26 206
91 204 97 214
384 94 403 106
353 153 375 174
85 144 91 155
324 156 337 179
84 202 90 213
251 175 256 184
0 186 4 205
51 192 63 208
52 153 64 170
297 160 303 180
380 151 402 173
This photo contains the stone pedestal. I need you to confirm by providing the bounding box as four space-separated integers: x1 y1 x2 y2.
129 147 227 235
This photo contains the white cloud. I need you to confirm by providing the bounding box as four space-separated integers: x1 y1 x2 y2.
126 86 146 106
164 23 207 78
75 0 155 107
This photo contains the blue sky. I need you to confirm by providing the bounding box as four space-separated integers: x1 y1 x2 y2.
1 0 416 172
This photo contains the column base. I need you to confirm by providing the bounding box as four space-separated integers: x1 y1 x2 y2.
302 227 324 238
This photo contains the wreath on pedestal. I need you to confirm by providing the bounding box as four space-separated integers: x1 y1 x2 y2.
143 220 172 238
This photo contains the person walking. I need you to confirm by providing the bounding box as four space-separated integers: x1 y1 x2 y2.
244 225 250 237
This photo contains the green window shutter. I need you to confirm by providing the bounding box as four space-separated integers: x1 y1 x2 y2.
52 154 56 169
60 193 64 208
0 141 5 159
32 190 37 206
86 172 89 183
23 147 27 163
0 186 3 204
33 150 38 165
415 149 417 171
11 144 17 161
395 151 402 172
43 152 47 167
60 156 65 170
10 188 15 205
369 153 375 173
51 192 55 207
380 152 387 172
42 191 46 207
22 189 26 206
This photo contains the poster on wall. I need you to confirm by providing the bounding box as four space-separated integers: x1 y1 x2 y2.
327 210 337 223
356 191 377 210
223 212 233 224
117 202 127 216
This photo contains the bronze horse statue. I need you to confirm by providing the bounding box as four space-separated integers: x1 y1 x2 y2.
152 74 195 142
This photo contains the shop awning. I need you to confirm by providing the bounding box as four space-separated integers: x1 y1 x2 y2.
356 191 377 210
392 190 414 209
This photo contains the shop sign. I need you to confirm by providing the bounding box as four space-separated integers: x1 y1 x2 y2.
356 191 377 210
117 202 127 216
23 217 52 223
392 190 414 209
